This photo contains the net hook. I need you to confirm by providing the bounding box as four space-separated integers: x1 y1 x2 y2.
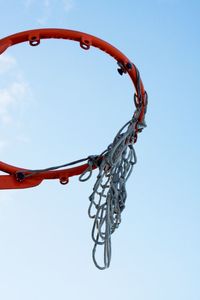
29 34 40 46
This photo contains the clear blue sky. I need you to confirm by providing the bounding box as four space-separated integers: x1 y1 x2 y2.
0 1 199 299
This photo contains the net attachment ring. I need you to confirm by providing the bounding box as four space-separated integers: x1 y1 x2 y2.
59 177 69 185
80 36 92 50
117 61 133 75
29 34 40 46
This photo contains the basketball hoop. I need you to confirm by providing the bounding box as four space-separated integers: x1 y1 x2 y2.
0 28 148 269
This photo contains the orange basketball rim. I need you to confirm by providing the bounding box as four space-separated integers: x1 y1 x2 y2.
0 28 147 190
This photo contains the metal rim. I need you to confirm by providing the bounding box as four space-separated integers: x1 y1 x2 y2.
0 28 147 189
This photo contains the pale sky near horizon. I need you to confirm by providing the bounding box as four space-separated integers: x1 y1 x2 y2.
0 1 200 300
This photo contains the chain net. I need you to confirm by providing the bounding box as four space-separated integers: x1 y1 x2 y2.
79 108 145 269
88 124 137 269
